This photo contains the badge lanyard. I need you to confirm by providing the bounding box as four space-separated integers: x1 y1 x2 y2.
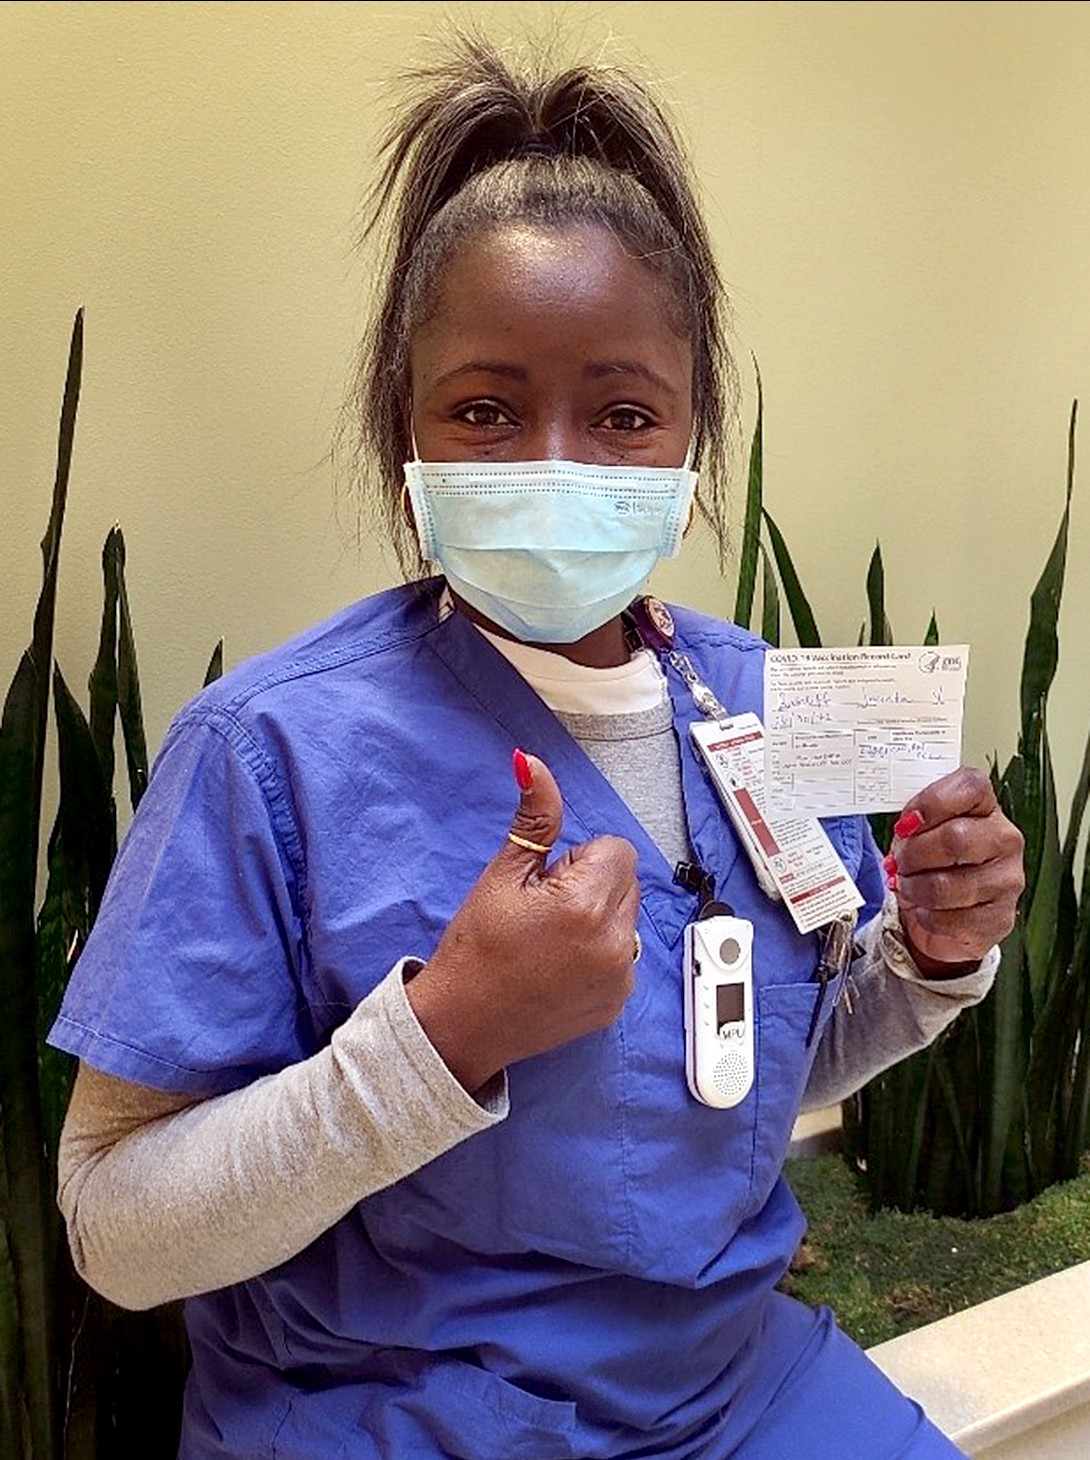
629 598 859 1033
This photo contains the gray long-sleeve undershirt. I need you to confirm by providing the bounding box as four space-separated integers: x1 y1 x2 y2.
57 653 995 1312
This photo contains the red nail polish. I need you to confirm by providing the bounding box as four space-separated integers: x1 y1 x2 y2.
883 852 898 876
513 748 533 792
887 871 899 893
894 809 925 839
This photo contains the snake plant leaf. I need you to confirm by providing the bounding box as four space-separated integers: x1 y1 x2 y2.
924 611 940 647
1024 898 1085 1188
59 1284 102 1460
0 314 82 1460
0 660 56 1460
1063 998 1090 1174
1059 833 1090 1171
847 1043 938 1212
0 1215 25 1460
115 532 149 812
979 914 1028 1210
34 817 76 1173
203 639 225 687
1061 722 1090 874
733 361 763 630
29 312 83 855
1023 729 1063 1013
887 1044 939 1209
88 527 123 790
865 542 893 646
868 811 897 856
930 1041 977 1208
759 543 780 648
1019 401 1077 761
762 509 822 647
54 666 116 950
907 1013 976 1215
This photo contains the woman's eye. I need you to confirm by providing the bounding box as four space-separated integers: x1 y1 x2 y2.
456 401 513 428
599 406 654 432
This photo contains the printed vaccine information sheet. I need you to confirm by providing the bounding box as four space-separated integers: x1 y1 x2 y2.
763 646 969 817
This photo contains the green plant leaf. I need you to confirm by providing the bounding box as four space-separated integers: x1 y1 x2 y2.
931 1041 978 1209
54 666 117 941
29 312 83 861
924 612 940 647
0 316 82 1460
866 542 892 646
733 360 763 630
762 509 822 647
88 526 123 790
1019 401 1077 762
848 1048 938 1212
115 531 148 811
1058 821 1090 1170
0 1164 27 1459
34 817 75 1174
0 664 56 1460
1061 722 1090 875
203 639 224 688
756 543 779 647
979 917 1028 1211
1023 728 1063 1013
868 811 896 855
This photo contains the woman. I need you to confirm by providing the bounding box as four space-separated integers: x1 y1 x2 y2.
51 41 1023 1460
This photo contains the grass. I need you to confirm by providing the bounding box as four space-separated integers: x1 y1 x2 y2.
781 1153 1090 1350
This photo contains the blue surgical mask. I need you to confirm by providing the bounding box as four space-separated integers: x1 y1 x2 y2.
403 458 698 643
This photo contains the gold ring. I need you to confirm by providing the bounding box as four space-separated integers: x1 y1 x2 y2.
633 930 642 963
507 832 553 855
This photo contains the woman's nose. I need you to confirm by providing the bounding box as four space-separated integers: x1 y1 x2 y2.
521 418 580 462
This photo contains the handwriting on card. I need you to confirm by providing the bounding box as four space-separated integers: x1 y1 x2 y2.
763 646 968 817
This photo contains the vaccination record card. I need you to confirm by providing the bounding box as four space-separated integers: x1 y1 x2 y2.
763 645 969 818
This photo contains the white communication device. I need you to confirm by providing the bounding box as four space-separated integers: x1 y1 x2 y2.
683 914 755 1109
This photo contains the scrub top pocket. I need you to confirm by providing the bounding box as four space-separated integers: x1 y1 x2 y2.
746 976 840 1223
376 1358 579 1460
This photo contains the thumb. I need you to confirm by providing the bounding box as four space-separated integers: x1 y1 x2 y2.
500 748 564 873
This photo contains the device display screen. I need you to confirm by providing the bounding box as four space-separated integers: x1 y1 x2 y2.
716 983 745 1032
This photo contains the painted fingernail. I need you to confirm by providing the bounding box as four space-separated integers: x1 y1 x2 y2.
887 871 900 893
894 809 925 839
883 853 898 876
512 748 533 792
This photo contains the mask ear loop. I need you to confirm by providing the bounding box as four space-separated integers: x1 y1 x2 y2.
681 429 698 537
402 413 422 525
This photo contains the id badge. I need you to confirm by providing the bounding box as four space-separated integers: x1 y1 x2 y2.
690 715 864 936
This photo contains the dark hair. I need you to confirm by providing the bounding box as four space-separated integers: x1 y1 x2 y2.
345 36 736 575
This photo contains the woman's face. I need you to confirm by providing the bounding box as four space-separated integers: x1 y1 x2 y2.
410 222 694 467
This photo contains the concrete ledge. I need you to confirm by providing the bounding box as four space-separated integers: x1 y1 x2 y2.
787 1103 842 1157
868 1260 1090 1458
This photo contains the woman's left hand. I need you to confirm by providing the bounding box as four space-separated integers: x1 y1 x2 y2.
886 766 1025 977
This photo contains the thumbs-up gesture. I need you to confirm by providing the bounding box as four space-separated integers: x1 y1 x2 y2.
405 750 641 1094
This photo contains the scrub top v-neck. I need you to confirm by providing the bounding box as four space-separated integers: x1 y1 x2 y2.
50 580 890 1460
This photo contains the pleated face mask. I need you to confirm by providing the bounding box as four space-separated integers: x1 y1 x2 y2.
403 457 698 643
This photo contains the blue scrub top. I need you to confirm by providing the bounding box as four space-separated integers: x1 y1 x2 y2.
50 580 885 1459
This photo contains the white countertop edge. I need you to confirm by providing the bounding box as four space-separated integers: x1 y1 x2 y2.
868 1260 1090 1452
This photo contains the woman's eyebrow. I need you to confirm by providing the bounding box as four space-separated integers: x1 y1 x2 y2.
584 360 679 396
429 360 528 390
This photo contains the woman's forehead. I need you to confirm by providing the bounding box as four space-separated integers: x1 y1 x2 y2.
413 222 691 380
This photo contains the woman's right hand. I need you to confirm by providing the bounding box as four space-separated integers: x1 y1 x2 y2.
405 751 641 1094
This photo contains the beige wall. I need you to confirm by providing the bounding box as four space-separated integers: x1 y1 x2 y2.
4 1 1090 812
